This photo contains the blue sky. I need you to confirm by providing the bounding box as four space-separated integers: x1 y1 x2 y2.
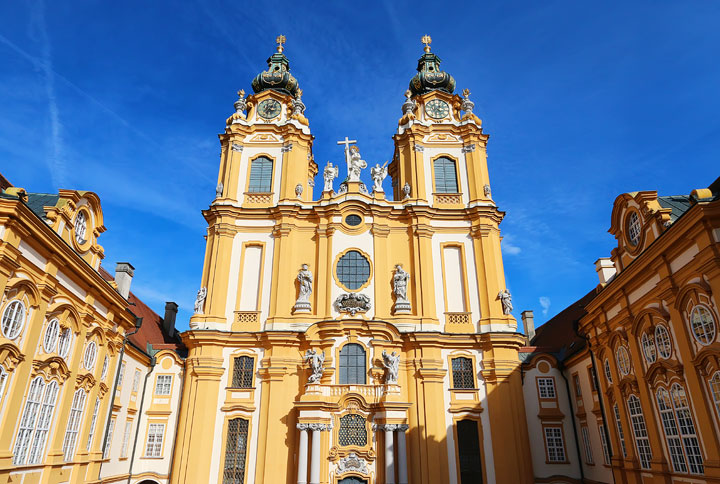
1 1 718 331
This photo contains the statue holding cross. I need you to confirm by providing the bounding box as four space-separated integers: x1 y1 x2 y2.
337 137 367 182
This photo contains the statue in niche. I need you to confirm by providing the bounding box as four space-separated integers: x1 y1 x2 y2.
304 348 325 383
323 161 339 192
294 264 313 312
393 264 411 313
194 287 207 315
498 289 513 315
370 161 388 193
382 350 400 384
295 183 303 199
347 145 367 182
402 182 411 200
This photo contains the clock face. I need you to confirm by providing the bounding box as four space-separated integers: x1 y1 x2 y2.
425 99 450 119
258 99 281 119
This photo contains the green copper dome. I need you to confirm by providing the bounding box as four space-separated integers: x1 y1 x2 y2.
251 37 299 98
409 37 455 96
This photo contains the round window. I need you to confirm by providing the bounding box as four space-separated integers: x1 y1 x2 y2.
616 346 631 376
691 305 716 345
1 300 26 340
626 211 641 247
58 327 72 358
336 250 371 290
345 214 362 226
655 324 672 359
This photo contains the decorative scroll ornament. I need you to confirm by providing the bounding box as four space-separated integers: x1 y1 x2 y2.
323 161 339 192
335 293 371 316
336 452 369 475
303 349 324 384
392 264 411 314
498 289 513 315
194 287 207 315
382 350 400 384
293 264 313 313
370 161 388 193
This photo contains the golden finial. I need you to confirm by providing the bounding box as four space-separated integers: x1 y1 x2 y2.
276 34 286 53
462 88 470 98
421 35 432 53
297 88 303 100
237 89 245 99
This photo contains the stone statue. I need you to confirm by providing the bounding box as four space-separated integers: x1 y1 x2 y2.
226 90 248 124
215 182 224 198
498 289 513 315
194 287 207 315
382 350 400 384
323 161 339 192
484 184 492 198
303 348 325 384
347 146 367 182
293 264 313 312
392 264 411 313
399 90 417 125
402 182 411 200
295 183 303 199
370 161 388 193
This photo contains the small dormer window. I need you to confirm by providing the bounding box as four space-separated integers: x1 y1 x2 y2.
74 211 87 245
626 211 641 246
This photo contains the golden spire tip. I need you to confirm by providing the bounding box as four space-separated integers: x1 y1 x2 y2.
421 34 432 53
276 34 286 53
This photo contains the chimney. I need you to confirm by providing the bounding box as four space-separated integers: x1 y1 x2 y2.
522 310 535 342
114 262 135 299
163 302 178 338
595 258 616 285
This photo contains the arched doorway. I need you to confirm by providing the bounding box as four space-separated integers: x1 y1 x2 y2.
338 478 368 484
136 480 160 484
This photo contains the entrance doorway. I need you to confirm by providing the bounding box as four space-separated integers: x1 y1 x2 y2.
338 477 368 484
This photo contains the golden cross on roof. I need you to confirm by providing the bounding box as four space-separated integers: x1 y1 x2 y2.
421 34 432 53
276 34 286 53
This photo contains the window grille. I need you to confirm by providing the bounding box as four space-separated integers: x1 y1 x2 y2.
598 423 611 465
74 211 87 244
144 423 165 457
613 404 627 458
544 427 566 462
247 157 273 193
117 362 126 389
120 420 132 458
345 214 362 226
655 325 672 358
84 341 97 370
86 397 100 452
62 389 87 461
604 359 613 384
28 380 59 465
155 375 172 395
13 377 60 465
616 346 631 376
132 370 141 393
338 414 367 446
58 327 72 358
451 357 475 389
339 344 366 385
537 378 556 399
43 319 59 353
709 372 720 422
0 366 7 406
627 212 641 246
641 333 657 364
433 157 459 193
232 356 254 388
691 305 716 345
336 250 371 290
100 356 109 380
104 417 115 458
581 426 594 464
1 300 26 339
457 419 483 483
627 395 652 469
660 384 704 474
223 418 249 484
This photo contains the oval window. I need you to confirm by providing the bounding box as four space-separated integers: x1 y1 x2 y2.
345 214 362 226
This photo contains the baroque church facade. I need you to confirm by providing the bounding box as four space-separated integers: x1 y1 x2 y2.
1 36 720 484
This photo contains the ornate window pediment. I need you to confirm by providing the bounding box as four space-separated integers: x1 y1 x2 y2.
32 355 71 383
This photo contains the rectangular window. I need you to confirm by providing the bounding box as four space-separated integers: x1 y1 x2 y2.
451 357 475 389
104 417 116 459
231 357 254 388
613 404 628 458
238 245 263 311
116 362 126 389
544 426 566 462
456 419 483 484
588 367 598 392
627 396 652 469
537 377 556 399
132 369 141 393
247 157 273 193
574 374 582 397
86 397 101 452
62 389 87 461
433 157 459 193
581 425 594 464
598 423 611 465
223 418 249 484
144 423 165 457
120 420 132 458
442 246 467 312
155 375 172 396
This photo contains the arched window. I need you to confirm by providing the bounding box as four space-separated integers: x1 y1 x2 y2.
247 156 273 193
626 211 641 246
433 157 459 193
627 395 652 469
451 357 475 389
339 344 366 385
62 389 87 461
14 377 60 465
616 345 631 376
74 211 87 245
84 341 98 371
656 385 704 473
222 417 249 484
2 300 26 340
100 355 109 381
231 356 254 388
691 305 716 345
641 333 656 364
604 359 613 384
655 325 672 359
86 397 101 452
0 365 7 406
43 319 60 353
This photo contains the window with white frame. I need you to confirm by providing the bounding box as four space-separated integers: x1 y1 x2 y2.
247 156 273 193
120 419 132 458
103 416 116 458
74 211 87 244
574 374 582 397
657 386 687 472
626 211 641 246
83 341 97 371
62 389 87 461
100 355 109 381
641 332 656 364
116 361 126 389
57 326 72 358
144 423 165 457
1 300 26 340
155 375 172 395
627 395 652 469
0 365 7 406
231 356 254 388
691 305 716 345
661 384 704 474
581 425 594 464
709 372 720 422
13 377 60 465
43 319 59 353
433 157 459 193
655 324 672 359
86 397 100 452
616 346 631 376
132 369 141 393
598 422 611 465
543 426 566 462
222 418 249 483
537 377 556 399
604 359 613 384
613 404 628 458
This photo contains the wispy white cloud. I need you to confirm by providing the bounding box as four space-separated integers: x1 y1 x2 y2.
502 234 522 255
539 296 551 316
